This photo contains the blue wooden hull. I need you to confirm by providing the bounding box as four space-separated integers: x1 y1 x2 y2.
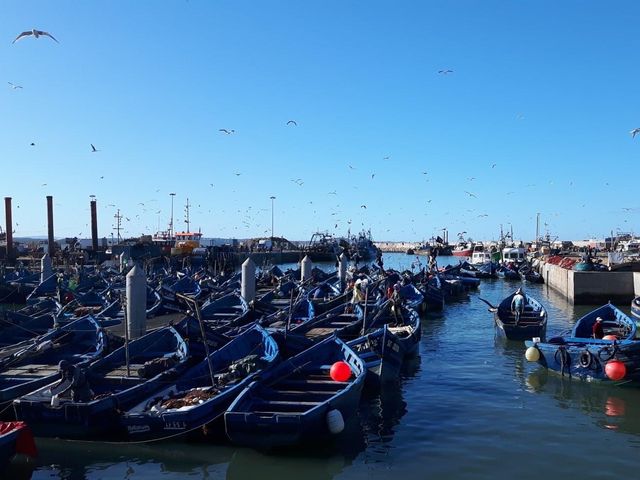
225 336 365 449
120 325 278 442
0 316 106 405
525 304 639 383
13 327 189 439
347 325 404 389
631 297 640 323
495 291 547 341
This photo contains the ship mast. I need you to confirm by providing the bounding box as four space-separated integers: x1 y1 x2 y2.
184 198 191 232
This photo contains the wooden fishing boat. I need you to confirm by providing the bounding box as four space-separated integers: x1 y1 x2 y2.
524 303 640 383
0 421 37 470
493 290 547 341
13 326 189 439
346 324 404 388
0 316 107 407
631 296 640 323
224 335 365 449
120 325 278 442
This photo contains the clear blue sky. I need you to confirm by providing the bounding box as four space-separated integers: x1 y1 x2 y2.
2 1 639 243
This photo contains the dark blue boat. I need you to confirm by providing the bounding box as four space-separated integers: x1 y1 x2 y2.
224 335 366 449
420 275 445 311
346 324 404 388
524 303 640 383
631 296 640 324
0 316 107 406
13 326 189 439
494 290 547 341
496 265 521 281
121 324 278 442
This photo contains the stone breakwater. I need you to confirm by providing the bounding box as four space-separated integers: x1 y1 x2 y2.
374 242 421 253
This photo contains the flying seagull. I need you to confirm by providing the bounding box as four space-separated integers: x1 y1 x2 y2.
630 128 640 139
286 120 297 126
464 191 477 198
30 142 35 146
13 29 58 44
360 205 367 209
91 144 99 152
8 82 22 89
438 69 453 75
219 129 235 135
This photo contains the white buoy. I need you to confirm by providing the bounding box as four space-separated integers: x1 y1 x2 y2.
126 263 147 339
326 409 345 434
525 346 540 362
40 253 53 283
339 253 348 290
241 257 256 303
301 255 312 283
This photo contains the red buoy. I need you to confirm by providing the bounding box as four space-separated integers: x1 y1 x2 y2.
605 360 626 381
603 335 618 341
329 361 352 382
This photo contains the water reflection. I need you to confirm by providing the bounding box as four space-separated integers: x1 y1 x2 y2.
8 439 235 480
525 367 640 436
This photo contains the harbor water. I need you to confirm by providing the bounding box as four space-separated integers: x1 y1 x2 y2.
7 253 640 479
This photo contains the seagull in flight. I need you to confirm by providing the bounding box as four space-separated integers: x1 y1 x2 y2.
286 120 297 126
234 172 241 176
630 128 640 139
219 129 235 135
478 214 488 217
464 191 477 198
328 190 337 195
383 156 391 160
13 29 58 44
30 142 35 146
291 178 304 186
8 82 22 89
360 205 367 209
91 144 99 152
438 69 453 75
491 163 496 168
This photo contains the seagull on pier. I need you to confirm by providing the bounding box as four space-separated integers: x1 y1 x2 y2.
464 191 477 198
8 82 22 89
438 69 453 75
286 120 297 126
91 144 99 152
219 129 235 135
13 29 58 44
631 128 640 139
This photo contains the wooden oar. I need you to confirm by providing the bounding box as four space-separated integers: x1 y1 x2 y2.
478 297 498 312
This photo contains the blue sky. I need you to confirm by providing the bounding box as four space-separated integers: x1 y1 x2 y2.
1 1 639 243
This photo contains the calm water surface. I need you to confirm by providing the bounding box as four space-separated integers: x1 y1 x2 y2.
7 253 640 479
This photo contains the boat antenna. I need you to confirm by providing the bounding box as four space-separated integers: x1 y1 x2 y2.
184 198 191 232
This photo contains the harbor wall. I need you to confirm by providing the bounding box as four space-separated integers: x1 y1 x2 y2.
540 261 635 305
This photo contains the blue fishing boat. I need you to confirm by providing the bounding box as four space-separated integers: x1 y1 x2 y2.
224 335 365 449
496 265 521 281
525 303 640 383
346 325 404 388
367 301 421 358
13 326 189 439
0 316 107 406
493 290 547 341
121 325 278 442
0 421 37 470
631 296 640 323
419 275 445 311
518 265 544 284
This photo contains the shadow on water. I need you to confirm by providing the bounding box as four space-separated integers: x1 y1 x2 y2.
6 439 236 479
525 367 640 438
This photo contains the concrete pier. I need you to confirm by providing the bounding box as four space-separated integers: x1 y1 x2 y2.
539 261 636 305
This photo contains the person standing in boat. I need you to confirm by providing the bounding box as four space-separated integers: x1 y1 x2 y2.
592 316 605 339
511 288 525 325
